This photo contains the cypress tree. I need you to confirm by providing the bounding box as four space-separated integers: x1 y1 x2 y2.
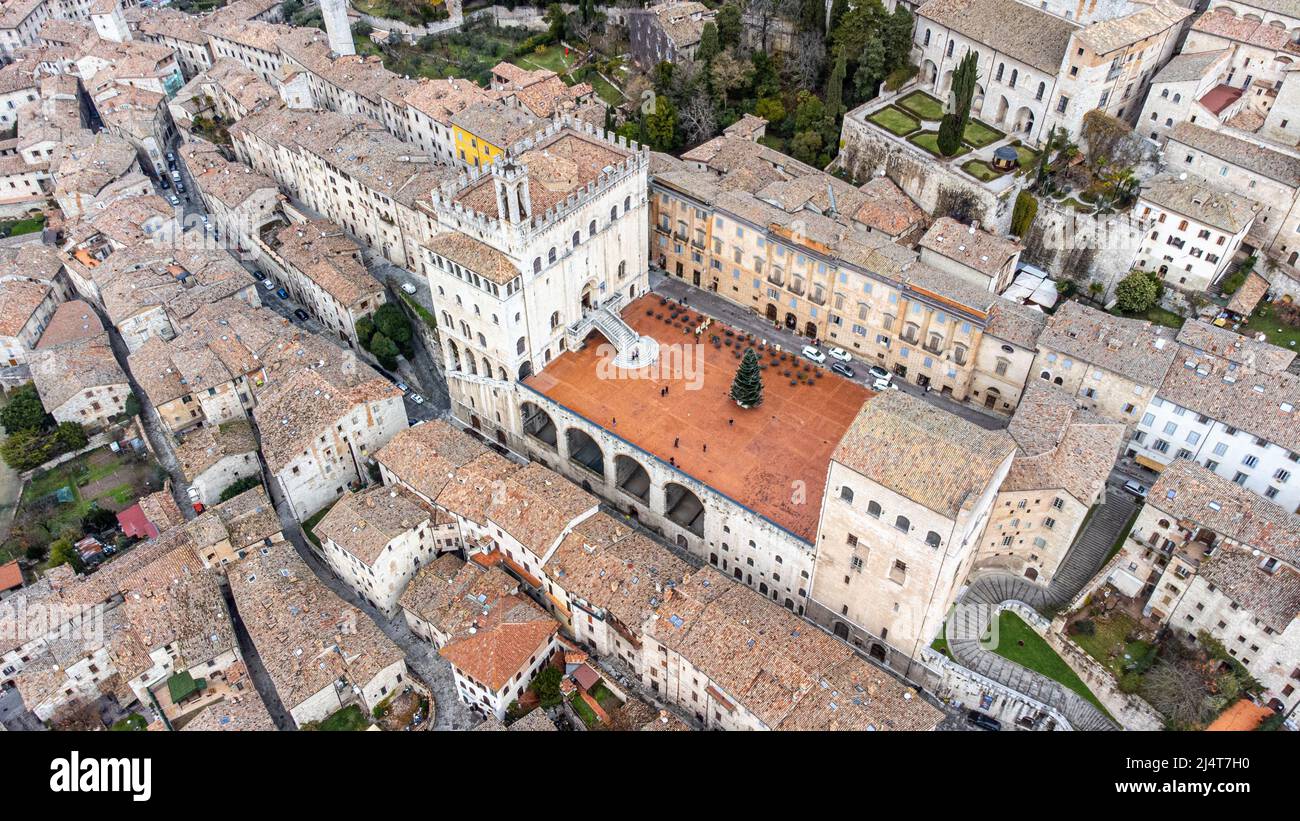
730 348 764 409
937 50 978 157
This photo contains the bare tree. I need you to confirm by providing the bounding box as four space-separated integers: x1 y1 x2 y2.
49 698 105 731
680 95 719 145
789 30 826 90
1141 660 1213 729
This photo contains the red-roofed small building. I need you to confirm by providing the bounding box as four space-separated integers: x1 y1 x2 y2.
0 560 22 597
117 503 156 539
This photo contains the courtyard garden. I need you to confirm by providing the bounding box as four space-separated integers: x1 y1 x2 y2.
1 444 164 567
1239 298 1300 352
305 704 371 731
1066 595 1265 730
373 687 430 730
864 90 1015 178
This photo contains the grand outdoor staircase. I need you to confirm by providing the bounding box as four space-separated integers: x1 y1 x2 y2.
567 293 659 368
944 486 1139 731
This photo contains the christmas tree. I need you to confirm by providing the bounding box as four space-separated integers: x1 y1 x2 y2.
729 348 764 409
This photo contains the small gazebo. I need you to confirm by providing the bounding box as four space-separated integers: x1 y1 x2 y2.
991 145 1020 172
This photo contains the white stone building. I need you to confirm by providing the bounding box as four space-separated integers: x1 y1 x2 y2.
314 484 439 617
1131 173 1258 291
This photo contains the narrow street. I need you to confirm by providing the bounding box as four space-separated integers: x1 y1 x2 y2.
650 269 1009 431
220 585 296 731
246 438 479 731
94 303 195 520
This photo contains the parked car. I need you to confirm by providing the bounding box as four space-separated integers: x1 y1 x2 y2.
275 287 288 299
401 282 417 295
801 345 826 364
868 365 891 382
830 362 854 378
396 382 410 394
293 308 309 322
167 194 180 206
175 182 186 194
872 378 897 392
1123 479 1149 498
967 710 1001 731
828 347 852 363
169 169 181 181
165 151 175 163
409 393 425 405
158 177 170 190
261 278 274 290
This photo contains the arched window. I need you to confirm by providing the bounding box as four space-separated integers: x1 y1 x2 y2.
995 63 1004 82
610 205 617 221
840 486 854 503
617 260 626 279
1035 81 1045 101
923 28 931 46
623 195 631 212
547 247 557 263
516 337 526 355
588 219 596 237
894 515 910 533
549 311 560 330
571 231 580 248
1009 69 1018 88
867 501 881 518
477 332 486 347
533 257 542 273
1040 370 1051 380
925 531 941 548
1172 93 1181 103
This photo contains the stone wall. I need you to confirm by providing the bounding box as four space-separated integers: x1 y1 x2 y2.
1020 197 1142 299
835 108 1015 233
1044 620 1165 731
918 648 1071 730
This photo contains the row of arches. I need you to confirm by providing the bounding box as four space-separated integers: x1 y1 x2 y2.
920 60 1038 136
520 402 705 538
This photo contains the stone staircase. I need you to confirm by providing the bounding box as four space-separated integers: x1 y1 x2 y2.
566 292 659 368
944 487 1140 731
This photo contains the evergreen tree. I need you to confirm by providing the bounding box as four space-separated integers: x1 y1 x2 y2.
828 0 849 31
645 94 679 151
826 49 846 118
697 21 720 63
1010 191 1038 237
716 3 742 49
800 0 826 33
937 50 978 157
729 348 764 409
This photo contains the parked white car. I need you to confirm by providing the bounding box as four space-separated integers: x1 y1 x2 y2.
828 347 852 363
801 345 826 364
872 378 897 391
401 282 417 295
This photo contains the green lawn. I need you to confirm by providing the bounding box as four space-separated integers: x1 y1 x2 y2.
301 501 336 548
962 119 1003 148
908 131 969 158
513 44 579 76
931 634 950 658
1069 612 1155 680
1109 304 1185 330
1240 300 1300 352
579 67 624 107
588 681 621 712
962 159 1002 182
1013 145 1039 170
867 105 920 137
897 90 945 121
568 691 601 729
0 215 45 237
986 612 1111 717
110 713 147 731
13 448 158 549
311 704 370 731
